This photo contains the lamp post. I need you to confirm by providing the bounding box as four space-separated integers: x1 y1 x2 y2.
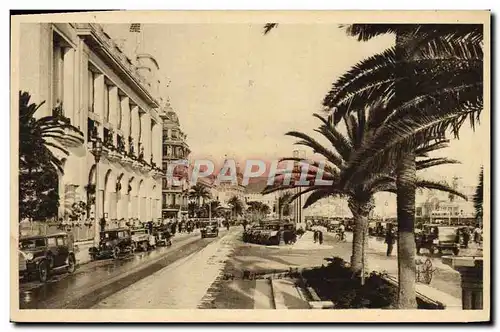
91 138 103 246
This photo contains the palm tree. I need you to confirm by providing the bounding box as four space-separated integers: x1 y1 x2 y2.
263 24 482 307
473 166 484 225
323 24 482 308
228 196 244 218
247 201 271 221
188 183 212 208
19 91 84 221
187 201 198 218
264 111 465 274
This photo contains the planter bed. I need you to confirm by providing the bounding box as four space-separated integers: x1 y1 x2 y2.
297 257 444 309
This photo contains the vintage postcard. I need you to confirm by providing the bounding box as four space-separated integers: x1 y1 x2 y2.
10 10 490 323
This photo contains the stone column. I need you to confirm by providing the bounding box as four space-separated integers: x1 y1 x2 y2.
121 97 131 139
442 256 483 310
94 74 105 137
63 47 75 125
141 112 151 161
130 106 139 154
458 264 483 310
108 86 119 129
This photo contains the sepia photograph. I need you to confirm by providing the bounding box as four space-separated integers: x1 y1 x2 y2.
10 10 490 323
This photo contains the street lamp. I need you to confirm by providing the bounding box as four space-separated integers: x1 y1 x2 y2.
91 137 103 246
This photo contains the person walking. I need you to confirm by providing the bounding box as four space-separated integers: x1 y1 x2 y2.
385 225 395 256
313 229 318 243
463 227 470 248
318 230 323 245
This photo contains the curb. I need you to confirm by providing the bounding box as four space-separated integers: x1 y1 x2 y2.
269 279 284 309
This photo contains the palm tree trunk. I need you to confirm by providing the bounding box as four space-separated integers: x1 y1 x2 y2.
396 152 418 309
349 198 371 274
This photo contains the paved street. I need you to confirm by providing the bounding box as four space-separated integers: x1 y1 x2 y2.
19 227 464 309
19 229 227 309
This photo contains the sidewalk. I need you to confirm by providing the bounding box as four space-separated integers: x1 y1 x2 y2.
206 231 462 309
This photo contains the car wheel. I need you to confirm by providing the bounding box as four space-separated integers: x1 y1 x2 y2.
38 260 49 283
141 242 148 252
67 255 76 273
452 248 460 256
112 247 120 259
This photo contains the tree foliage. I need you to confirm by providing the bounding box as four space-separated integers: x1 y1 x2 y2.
18 91 84 221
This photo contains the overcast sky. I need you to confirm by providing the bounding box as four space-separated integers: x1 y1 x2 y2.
104 23 486 192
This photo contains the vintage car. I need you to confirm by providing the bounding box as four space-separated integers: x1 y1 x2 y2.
153 226 172 247
415 224 460 255
88 228 134 261
368 221 377 236
201 221 219 238
19 232 76 283
131 228 156 251
327 221 341 233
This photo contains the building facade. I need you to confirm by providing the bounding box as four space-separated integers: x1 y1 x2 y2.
160 102 191 219
18 23 164 238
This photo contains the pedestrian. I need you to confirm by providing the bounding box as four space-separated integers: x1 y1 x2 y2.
463 227 470 248
318 230 323 245
313 229 318 243
473 225 482 244
385 225 395 256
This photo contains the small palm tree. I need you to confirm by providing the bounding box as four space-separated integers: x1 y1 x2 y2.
189 183 212 208
228 196 244 218
473 166 484 224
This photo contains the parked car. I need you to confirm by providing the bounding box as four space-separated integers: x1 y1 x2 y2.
88 228 134 261
201 221 219 238
19 232 76 283
415 224 460 255
131 228 156 251
153 226 172 247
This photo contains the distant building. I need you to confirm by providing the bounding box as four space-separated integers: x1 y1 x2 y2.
160 100 191 219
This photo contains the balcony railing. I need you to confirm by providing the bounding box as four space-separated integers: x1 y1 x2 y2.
162 204 181 210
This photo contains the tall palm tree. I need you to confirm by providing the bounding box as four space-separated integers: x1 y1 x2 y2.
19 91 84 221
188 183 212 208
263 23 482 307
228 196 244 218
323 24 482 308
264 111 465 273
473 166 484 224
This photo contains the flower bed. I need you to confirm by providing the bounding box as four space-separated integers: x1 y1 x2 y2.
298 257 443 309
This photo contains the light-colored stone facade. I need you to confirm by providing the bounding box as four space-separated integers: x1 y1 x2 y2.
18 23 164 239
160 103 191 219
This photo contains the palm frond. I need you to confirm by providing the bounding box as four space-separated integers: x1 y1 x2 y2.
416 157 461 170
286 131 345 168
263 23 278 35
303 188 344 209
416 179 468 201
341 101 482 184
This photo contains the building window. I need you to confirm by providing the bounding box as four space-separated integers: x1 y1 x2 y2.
52 33 66 107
